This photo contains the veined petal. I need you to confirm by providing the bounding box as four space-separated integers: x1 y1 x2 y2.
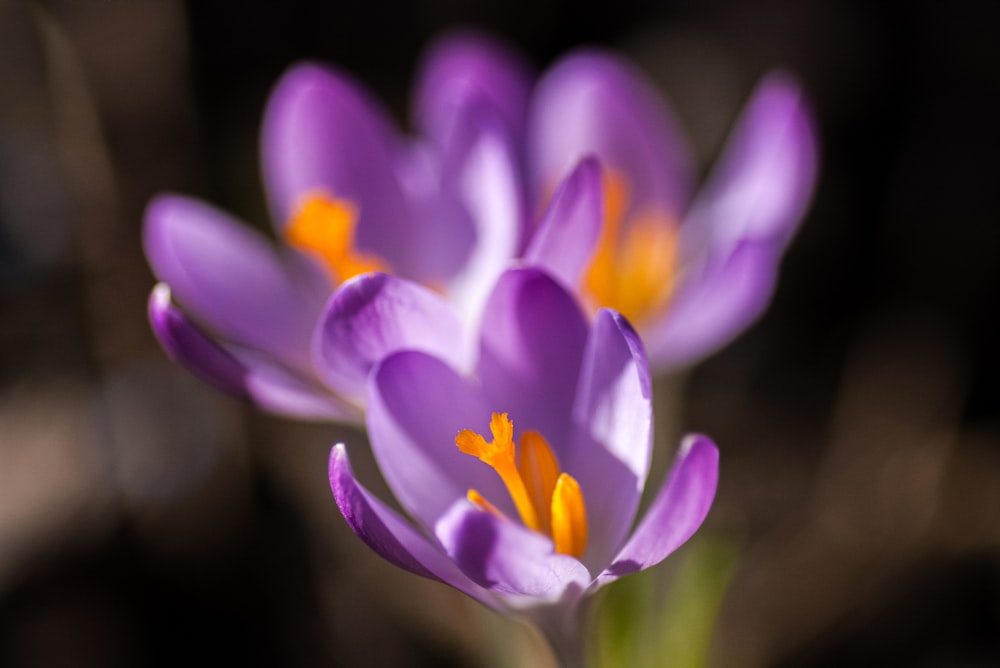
528 50 693 216
567 309 653 572
595 434 718 588
143 194 327 372
476 268 588 451
313 272 474 401
523 156 604 289
414 30 532 151
367 351 511 529
436 500 591 605
149 284 357 421
261 63 422 277
682 72 818 254
329 444 499 606
643 240 779 370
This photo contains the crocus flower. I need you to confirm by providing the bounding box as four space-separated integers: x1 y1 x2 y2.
329 267 719 662
143 34 549 421
421 36 818 370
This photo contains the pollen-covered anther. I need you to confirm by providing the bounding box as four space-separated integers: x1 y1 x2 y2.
285 190 388 284
456 413 588 557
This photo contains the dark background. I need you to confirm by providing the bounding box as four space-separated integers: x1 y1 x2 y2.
1 0 998 665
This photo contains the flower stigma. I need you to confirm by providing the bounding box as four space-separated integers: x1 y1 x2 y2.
456 412 588 557
583 170 679 326
285 190 389 284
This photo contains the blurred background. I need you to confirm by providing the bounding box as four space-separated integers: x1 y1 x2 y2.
1 0 998 665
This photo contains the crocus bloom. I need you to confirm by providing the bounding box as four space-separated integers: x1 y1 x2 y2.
420 36 818 370
329 267 718 661
143 34 559 421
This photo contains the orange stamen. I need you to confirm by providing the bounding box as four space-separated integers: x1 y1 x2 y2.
285 191 388 284
456 413 541 531
583 171 679 325
466 489 507 519
550 473 588 558
456 413 589 557
518 430 561 535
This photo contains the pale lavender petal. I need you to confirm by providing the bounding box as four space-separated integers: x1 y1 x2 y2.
436 501 591 603
645 240 779 370
235 346 361 421
329 444 499 606
313 272 474 401
567 310 652 572
682 72 818 253
367 351 512 528
528 51 693 215
149 284 357 421
523 156 603 289
476 268 588 452
595 434 718 587
414 30 532 151
143 194 327 371
440 122 524 322
260 64 423 277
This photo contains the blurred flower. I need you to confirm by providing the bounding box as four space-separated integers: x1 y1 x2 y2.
144 34 544 421
423 35 818 370
145 31 816 423
329 267 718 661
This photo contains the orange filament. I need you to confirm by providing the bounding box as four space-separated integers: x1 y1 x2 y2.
583 171 680 326
285 191 388 284
456 413 588 558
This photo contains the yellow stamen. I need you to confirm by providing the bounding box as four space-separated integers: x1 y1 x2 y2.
550 473 588 558
456 413 541 531
285 191 388 284
583 171 679 325
456 414 589 558
518 430 560 535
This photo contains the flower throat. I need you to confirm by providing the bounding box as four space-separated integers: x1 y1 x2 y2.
285 190 389 284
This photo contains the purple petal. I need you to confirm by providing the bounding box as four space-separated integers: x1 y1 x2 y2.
595 434 718 587
260 64 423 277
329 444 498 606
414 30 532 152
148 283 249 399
440 122 525 321
143 194 328 372
312 273 473 401
528 51 693 216
643 240 778 370
682 72 818 253
149 284 357 421
523 156 604 289
436 501 591 604
366 351 512 528
567 310 652 572
476 268 588 452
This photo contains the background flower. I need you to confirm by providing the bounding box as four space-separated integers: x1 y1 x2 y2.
143 42 536 421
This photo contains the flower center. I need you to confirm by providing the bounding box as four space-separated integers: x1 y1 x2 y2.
285 191 390 284
583 171 679 326
456 412 588 558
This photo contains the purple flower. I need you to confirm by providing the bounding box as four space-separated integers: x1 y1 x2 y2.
329 267 718 657
144 33 541 421
528 55 818 370
423 36 818 370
